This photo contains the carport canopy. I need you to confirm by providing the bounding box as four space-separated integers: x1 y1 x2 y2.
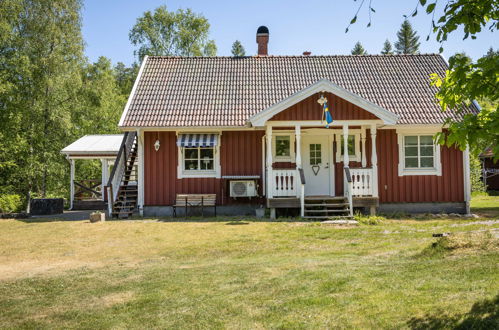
61 134 124 209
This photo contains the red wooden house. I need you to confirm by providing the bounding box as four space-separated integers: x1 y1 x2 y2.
65 26 478 218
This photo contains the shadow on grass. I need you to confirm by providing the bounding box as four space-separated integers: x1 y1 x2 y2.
408 294 499 329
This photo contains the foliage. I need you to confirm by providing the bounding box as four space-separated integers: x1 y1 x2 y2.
129 6 217 61
0 0 85 205
0 1 138 209
354 213 384 224
394 19 420 54
351 41 368 55
347 1 499 158
0 194 22 213
470 153 487 192
231 40 246 56
381 39 393 54
432 51 499 158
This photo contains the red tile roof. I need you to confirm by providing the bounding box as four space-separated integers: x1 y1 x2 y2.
120 54 478 128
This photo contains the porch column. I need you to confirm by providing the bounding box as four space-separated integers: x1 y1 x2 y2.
370 124 378 197
361 126 367 167
101 159 109 201
137 129 144 216
342 124 349 166
295 125 302 168
266 125 273 198
69 158 75 210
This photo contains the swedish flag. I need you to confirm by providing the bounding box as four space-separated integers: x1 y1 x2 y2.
323 100 333 128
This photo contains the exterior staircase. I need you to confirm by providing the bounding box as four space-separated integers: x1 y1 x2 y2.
303 196 353 220
107 132 138 219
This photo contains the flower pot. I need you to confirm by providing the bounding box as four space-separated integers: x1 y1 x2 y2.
255 208 265 218
90 212 105 223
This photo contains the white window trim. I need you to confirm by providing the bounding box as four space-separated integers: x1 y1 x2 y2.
335 131 361 162
397 128 442 176
272 132 295 162
177 136 221 179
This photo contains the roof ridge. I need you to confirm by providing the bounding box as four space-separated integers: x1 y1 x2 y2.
147 53 442 60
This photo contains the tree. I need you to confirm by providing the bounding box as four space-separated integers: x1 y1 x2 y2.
381 39 393 54
346 1 499 158
231 40 246 56
129 6 217 61
114 62 139 96
351 41 368 55
394 19 420 54
0 0 85 206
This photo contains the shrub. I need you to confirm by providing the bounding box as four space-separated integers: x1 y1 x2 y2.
0 194 22 213
354 213 384 225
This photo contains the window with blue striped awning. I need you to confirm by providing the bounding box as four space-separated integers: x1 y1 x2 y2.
176 134 219 147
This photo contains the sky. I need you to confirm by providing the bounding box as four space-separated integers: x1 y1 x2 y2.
82 0 498 66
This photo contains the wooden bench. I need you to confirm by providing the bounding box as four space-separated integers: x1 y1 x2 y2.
172 194 217 218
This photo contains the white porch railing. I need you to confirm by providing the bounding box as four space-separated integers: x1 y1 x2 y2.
272 169 298 197
350 167 374 196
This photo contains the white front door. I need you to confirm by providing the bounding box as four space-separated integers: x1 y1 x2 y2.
302 135 331 196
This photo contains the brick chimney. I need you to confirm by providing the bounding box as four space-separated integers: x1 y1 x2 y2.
303 51 311 56
256 26 269 56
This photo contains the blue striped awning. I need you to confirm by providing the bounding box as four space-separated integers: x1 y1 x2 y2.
176 134 219 148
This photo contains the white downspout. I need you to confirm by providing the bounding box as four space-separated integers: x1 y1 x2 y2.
463 145 471 215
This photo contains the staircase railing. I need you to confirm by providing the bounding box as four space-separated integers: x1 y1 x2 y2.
106 131 137 214
344 166 353 217
297 168 306 218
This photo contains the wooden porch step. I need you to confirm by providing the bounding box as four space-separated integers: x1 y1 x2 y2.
305 196 346 201
305 209 350 213
303 215 354 220
304 203 348 207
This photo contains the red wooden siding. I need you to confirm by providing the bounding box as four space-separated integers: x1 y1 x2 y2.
144 131 264 206
377 129 464 203
271 92 379 121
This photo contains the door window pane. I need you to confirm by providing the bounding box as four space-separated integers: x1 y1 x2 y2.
310 144 321 165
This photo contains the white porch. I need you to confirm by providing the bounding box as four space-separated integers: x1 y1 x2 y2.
264 121 380 217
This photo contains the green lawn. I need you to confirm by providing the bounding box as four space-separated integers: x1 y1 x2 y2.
0 198 498 328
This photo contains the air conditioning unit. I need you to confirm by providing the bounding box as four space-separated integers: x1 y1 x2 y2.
230 180 257 198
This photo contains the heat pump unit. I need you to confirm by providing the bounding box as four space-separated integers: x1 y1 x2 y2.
230 180 257 198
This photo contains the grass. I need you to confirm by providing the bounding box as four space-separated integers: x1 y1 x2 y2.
0 197 498 328
471 191 499 218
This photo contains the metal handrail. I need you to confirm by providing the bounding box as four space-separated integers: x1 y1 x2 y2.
106 132 137 214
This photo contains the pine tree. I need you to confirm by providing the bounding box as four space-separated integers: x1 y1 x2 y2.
381 39 393 54
231 40 246 56
394 20 420 54
351 41 367 55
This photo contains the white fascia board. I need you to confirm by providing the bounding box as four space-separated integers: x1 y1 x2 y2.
249 79 399 127
118 56 149 127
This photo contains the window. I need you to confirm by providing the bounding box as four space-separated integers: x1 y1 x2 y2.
273 134 295 161
397 131 441 176
310 144 322 165
340 135 356 156
336 133 361 162
404 136 434 168
184 147 215 171
275 136 290 157
176 133 221 179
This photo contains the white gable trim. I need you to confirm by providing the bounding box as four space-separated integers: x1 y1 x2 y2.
118 55 149 127
248 79 399 127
